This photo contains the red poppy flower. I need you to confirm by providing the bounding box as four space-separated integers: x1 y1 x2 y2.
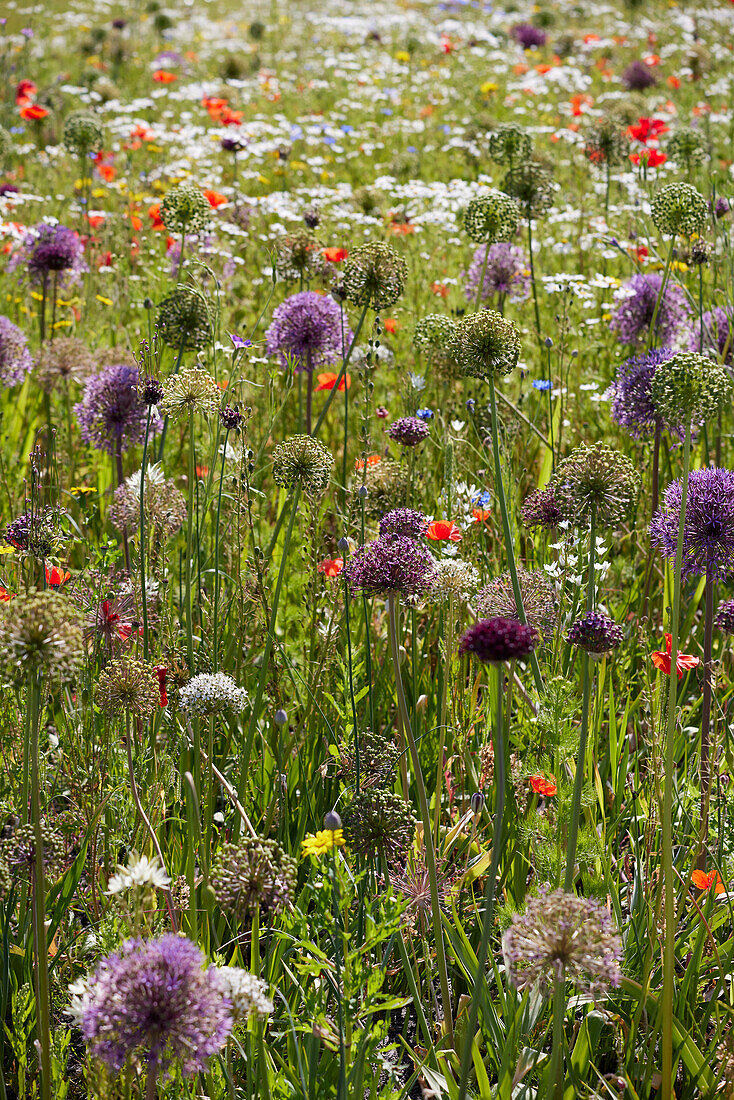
0 587 14 602
529 775 557 796
691 869 725 895
383 319 399 334
355 455 381 472
472 507 491 523
20 104 49 120
630 149 667 168
148 203 165 230
318 558 344 578
430 281 449 298
97 164 115 182
315 372 350 391
45 565 71 586
323 247 349 262
15 79 37 106
651 634 700 680
220 108 243 126
154 666 168 707
152 70 177 83
426 521 462 542
203 189 227 208
627 117 668 144
87 214 105 229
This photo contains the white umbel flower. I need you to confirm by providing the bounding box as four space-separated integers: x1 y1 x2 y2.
217 968 273 1022
179 672 249 717
106 853 170 895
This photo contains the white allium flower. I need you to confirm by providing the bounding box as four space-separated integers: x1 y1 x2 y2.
426 559 481 603
179 672 249 717
218 968 274 1022
106 853 170 895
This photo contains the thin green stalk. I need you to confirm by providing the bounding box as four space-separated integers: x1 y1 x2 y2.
433 595 453 842
212 427 230 672
645 238 676 353
156 336 187 464
139 408 152 659
474 242 491 312
312 304 368 438
527 219 542 346
146 1066 158 1100
549 977 566 1099
29 674 51 1100
331 847 347 1100
185 407 196 672
698 569 715 868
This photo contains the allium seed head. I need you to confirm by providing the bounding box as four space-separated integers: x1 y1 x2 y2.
459 617 537 663
462 189 519 244
651 183 708 237
341 242 408 311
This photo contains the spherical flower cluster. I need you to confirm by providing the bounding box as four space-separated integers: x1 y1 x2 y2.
265 291 350 373
502 888 622 997
34 336 94 391
342 788 416 863
95 657 160 722
463 243 530 306
450 309 521 380
345 534 435 598
0 590 84 681
426 559 481 604
649 351 730 426
462 190 519 244
584 117 627 167
622 60 657 90
11 222 86 289
338 728 400 787
511 22 547 49
610 347 678 440
386 416 430 447
521 485 564 530
487 123 532 166
211 837 296 920
74 363 157 455
651 183 708 237
272 435 332 495
341 242 408 311
688 307 734 367
4 507 63 559
650 466 734 580
178 672 249 717
75 934 232 1079
109 464 186 538
609 274 691 347
553 442 640 529
503 159 554 218
476 569 556 638
156 287 212 350
0 316 33 387
667 127 708 170
715 600 734 634
567 612 624 655
379 509 427 539
360 459 408 518
459 617 537 663
160 367 220 420
62 110 104 155
413 314 457 369
161 182 210 235
217 968 273 1024
274 230 325 283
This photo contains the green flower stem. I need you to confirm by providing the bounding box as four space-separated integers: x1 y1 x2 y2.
343 565 360 792
237 487 301 816
146 1065 158 1100
312 303 368 439
139 408 152 660
29 673 51 1100
487 372 543 695
330 847 347 1100
387 593 454 1048
457 661 505 1100
473 242 491 312
527 219 542 347
185 407 196 673
645 237 676 353
156 335 187 464
433 594 454 842
698 569 715 868
661 422 691 1100
212 427 230 673
549 977 566 1100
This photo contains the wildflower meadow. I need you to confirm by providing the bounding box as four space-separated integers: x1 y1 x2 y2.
2 0 734 1095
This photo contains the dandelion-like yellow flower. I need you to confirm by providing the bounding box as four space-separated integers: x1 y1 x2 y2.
301 829 345 858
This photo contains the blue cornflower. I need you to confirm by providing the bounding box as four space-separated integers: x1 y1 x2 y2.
415 408 434 420
532 379 552 391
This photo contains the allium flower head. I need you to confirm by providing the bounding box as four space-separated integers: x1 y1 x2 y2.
0 589 84 681
345 534 435 598
462 189 519 244
450 308 521 380
217 969 273 1023
272 434 332 495
715 600 734 634
4 506 64 559
521 484 564 530
34 336 94 391
610 347 678 440
511 22 547 49
77 934 232 1078
650 466 734 580
265 291 350 372
109 464 186 538
211 837 296 920
567 612 623 655
667 127 708 170
74 363 158 455
274 229 325 283
459 617 537 663
156 287 212 350
502 888 622 997
649 351 730 426
387 415 429 447
379 509 428 538
95 657 159 721
503 159 554 219
341 242 408 311
160 367 219 420
610 274 691 347
343 788 416 863
688 307 734 367
178 672 248 717
476 569 556 638
0 316 33 387
11 222 86 288
360 459 408 518
464 243 530 306
651 183 708 237
413 314 457 368
161 182 210 235
553 442 639 528
584 116 627 167
337 728 400 787
622 60 657 90
488 123 532 167
427 559 481 603
62 110 104 155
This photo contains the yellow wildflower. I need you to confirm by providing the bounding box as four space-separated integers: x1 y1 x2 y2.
301 829 345 858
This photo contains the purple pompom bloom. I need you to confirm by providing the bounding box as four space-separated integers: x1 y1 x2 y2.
387 416 430 447
77 934 232 1080
345 535 435 598
463 243 530 306
567 612 623 655
521 485 564 530
610 274 691 347
265 291 351 373
0 316 33 387
511 23 547 49
688 307 734 367
650 467 734 580
379 509 428 538
715 600 734 633
609 347 679 440
714 197 730 220
622 60 657 91
459 617 537 663
9 222 86 289
74 364 160 456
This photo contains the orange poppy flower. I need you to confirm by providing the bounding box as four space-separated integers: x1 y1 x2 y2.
203 189 228 208
148 203 165 230
220 108 243 126
45 565 71 586
20 104 49 120
383 319 398 334
315 372 350 391
152 70 177 83
426 521 462 542
323 247 349 263
472 507 491 523
355 455 381 472
430 282 448 298
318 557 344 578
529 776 557 796
97 164 115 182
651 634 700 680
0 587 14 602
87 215 105 229
691 869 725 895
15 79 37 106
202 96 228 119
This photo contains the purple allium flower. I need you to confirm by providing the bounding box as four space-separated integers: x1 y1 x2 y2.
610 347 679 440
688 307 734 367
221 136 245 153
511 23 547 49
715 600 734 633
386 416 430 447
0 184 19 197
521 485 564 530
610 274 691 347
77 934 232 1079
650 467 734 580
621 60 657 91
345 535 435 598
0 316 32 387
265 291 352 373
714 197 730 220
74 364 160 456
8 222 86 289
379 509 428 538
463 243 530 306
459 617 537 663
567 612 624 655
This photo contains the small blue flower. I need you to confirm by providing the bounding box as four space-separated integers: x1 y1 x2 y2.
532 379 552 391
472 489 492 507
415 408 433 420
229 333 252 350
466 398 476 412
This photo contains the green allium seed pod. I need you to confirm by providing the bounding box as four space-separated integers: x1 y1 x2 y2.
0 857 10 899
666 127 708 170
649 351 731 426
488 122 533 166
211 837 296 921
272 434 333 495
160 367 220 419
63 110 104 155
338 729 400 788
341 242 408 311
0 126 12 167
503 158 555 218
273 229 324 283
477 567 557 638
95 657 159 722
584 116 627 167
160 181 210 235
342 788 417 862
651 182 708 237
462 189 519 244
450 309 521 380
4 822 61 880
156 287 212 350
552 442 640 529
360 458 408 519
0 590 84 681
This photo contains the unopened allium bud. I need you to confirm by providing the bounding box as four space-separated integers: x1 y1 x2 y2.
470 791 485 815
651 182 708 238
324 810 342 830
161 181 210 235
462 189 519 244
274 708 288 726
342 242 408 311
272 435 333 495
